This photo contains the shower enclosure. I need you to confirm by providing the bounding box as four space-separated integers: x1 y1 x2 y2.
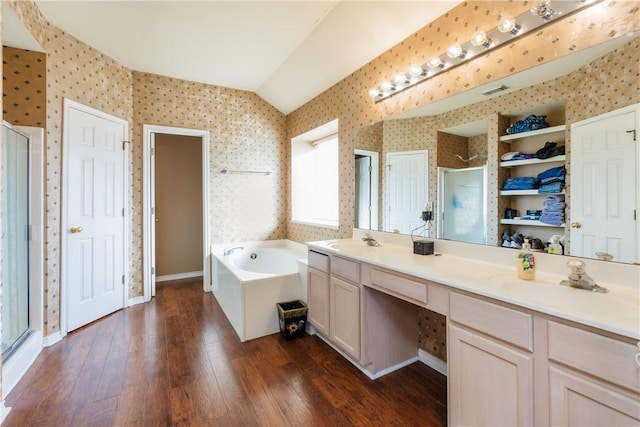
437 165 487 245
2 123 31 359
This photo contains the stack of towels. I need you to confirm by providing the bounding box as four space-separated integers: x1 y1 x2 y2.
540 195 565 225
537 165 565 194
502 176 539 191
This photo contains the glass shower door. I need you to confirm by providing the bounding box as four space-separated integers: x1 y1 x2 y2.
2 123 30 358
439 165 487 244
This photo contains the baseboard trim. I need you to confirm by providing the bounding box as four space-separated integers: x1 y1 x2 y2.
418 348 447 376
2 331 43 400
128 296 146 307
42 331 62 347
315 334 418 380
1 401 11 423
156 271 203 283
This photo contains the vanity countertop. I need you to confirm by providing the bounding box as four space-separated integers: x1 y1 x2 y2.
307 239 640 340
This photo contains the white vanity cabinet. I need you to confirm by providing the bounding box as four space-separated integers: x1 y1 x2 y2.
546 321 640 426
448 292 535 427
307 250 330 336
329 256 361 360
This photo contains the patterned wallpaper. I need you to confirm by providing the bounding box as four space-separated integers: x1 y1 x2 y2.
287 0 639 244
1 0 638 355
8 0 134 335
2 46 45 126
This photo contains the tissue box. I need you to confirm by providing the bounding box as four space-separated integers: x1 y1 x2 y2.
413 240 434 255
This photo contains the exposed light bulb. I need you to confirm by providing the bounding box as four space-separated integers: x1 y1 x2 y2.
498 16 521 34
471 30 491 48
427 56 443 69
380 81 394 91
409 64 425 77
531 2 554 20
394 73 408 84
368 88 380 98
446 43 466 59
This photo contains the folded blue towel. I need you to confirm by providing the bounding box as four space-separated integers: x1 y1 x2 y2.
538 166 565 180
502 176 539 190
539 182 564 194
540 215 564 226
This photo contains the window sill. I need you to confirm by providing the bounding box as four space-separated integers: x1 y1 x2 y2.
291 219 339 230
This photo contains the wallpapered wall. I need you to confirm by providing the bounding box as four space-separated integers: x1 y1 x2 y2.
2 46 45 126
286 0 639 244
1 1 638 357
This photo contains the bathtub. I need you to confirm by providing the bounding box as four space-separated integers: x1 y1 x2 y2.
211 240 308 342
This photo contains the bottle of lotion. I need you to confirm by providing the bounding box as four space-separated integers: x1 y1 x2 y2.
517 238 536 280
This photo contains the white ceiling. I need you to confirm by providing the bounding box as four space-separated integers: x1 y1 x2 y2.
2 1 462 114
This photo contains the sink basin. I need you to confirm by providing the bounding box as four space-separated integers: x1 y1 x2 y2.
326 240 375 251
485 274 637 315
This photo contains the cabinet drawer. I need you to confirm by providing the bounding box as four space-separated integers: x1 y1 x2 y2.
548 321 640 392
331 256 360 283
308 250 329 273
450 293 533 352
370 268 428 304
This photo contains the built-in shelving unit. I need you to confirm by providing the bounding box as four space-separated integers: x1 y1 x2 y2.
500 155 566 168
499 104 567 243
499 124 566 142
500 189 565 196
500 219 565 227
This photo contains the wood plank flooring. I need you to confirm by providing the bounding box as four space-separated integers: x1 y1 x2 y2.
3 278 447 426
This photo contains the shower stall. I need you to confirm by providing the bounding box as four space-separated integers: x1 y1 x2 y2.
2 123 31 359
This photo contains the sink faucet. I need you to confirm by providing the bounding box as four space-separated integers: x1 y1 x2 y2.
223 246 244 256
362 233 381 247
560 259 608 293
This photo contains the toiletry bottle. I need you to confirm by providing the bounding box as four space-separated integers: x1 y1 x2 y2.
517 238 536 280
548 235 561 254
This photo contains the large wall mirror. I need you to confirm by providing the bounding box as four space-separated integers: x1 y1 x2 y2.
355 33 640 265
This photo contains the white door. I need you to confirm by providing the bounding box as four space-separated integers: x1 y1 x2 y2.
570 105 638 263
63 100 127 332
386 150 428 234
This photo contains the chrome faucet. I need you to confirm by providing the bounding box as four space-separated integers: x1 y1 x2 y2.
223 246 244 256
560 259 608 293
362 233 381 247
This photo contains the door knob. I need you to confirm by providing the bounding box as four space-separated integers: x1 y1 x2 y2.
70 225 83 234
571 222 582 229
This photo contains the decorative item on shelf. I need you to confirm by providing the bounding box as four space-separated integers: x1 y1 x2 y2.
506 114 550 135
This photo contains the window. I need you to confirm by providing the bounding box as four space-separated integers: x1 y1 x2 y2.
291 119 339 228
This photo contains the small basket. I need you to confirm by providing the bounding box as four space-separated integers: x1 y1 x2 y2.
276 300 307 341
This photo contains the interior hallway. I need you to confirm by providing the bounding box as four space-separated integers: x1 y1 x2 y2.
2 279 447 426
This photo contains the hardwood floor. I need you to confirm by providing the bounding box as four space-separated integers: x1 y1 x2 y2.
3 278 447 426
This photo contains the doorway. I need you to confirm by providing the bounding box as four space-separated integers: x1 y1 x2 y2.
354 149 379 230
143 125 210 299
154 134 203 282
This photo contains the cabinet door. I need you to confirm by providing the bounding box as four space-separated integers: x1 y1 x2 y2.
307 267 330 336
549 366 640 426
448 324 534 427
330 276 361 360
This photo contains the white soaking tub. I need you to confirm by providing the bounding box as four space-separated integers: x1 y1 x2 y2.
211 239 308 342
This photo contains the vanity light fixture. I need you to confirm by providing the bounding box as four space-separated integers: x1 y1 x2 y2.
368 0 601 102
446 43 466 59
427 56 444 70
497 16 521 35
531 1 555 20
470 31 492 48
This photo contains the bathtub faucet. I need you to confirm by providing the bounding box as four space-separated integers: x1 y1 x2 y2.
223 246 244 256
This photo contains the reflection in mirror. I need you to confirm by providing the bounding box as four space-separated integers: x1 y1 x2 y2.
354 34 640 264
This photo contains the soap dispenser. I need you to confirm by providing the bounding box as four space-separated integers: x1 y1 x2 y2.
517 238 536 280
